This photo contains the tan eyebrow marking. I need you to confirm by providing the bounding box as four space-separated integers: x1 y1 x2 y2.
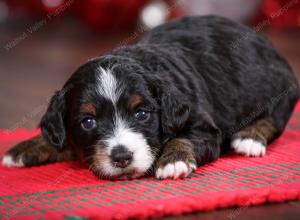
81 103 96 116
128 95 142 110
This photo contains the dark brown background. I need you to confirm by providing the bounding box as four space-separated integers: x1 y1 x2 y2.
0 21 299 219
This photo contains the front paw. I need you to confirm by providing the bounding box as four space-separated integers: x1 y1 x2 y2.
155 138 197 179
2 154 24 167
155 160 196 179
2 135 55 167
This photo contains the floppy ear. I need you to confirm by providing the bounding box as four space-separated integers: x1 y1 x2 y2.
40 90 67 150
160 85 190 137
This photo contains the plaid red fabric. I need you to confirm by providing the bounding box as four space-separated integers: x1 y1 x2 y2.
1 103 300 220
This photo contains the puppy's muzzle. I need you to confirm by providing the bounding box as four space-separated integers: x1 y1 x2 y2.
110 145 133 168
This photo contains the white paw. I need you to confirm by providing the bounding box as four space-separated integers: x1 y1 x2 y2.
1 155 24 167
155 161 196 179
231 138 266 157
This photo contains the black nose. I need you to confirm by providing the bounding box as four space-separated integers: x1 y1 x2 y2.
111 145 133 168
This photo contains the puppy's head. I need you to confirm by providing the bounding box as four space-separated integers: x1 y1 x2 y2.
40 58 190 179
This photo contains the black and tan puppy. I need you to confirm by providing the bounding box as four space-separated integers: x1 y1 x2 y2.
2 16 299 180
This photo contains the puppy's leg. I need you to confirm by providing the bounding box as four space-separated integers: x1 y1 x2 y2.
155 130 221 179
231 117 277 157
2 135 77 167
155 138 197 179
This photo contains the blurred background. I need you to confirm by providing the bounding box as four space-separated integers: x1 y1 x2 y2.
0 0 300 130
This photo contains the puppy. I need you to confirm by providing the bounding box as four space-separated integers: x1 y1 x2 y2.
2 16 299 180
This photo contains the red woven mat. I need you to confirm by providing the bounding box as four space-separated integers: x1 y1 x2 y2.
1 103 300 220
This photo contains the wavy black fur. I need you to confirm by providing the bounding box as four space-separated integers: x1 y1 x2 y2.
7 16 299 179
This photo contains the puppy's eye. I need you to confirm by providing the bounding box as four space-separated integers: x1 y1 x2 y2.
134 111 150 121
81 118 97 130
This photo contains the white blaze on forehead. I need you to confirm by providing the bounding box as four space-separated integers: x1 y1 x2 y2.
104 116 154 173
97 67 121 104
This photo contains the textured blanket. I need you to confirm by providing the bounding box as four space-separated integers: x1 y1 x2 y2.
1 103 300 220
